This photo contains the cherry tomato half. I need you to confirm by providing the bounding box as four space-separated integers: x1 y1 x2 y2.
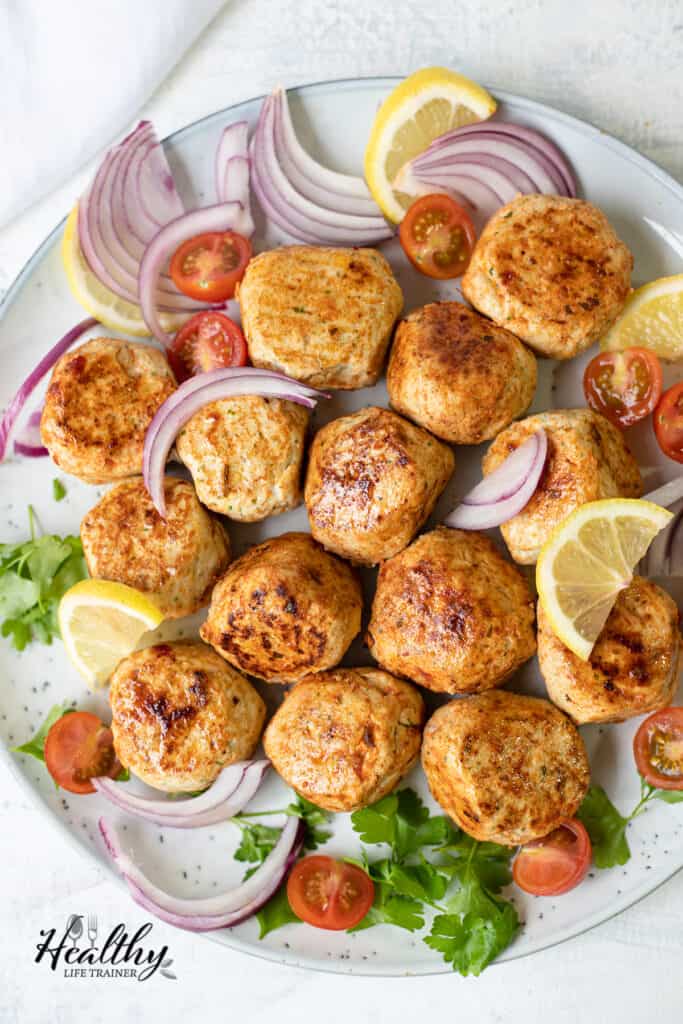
168 311 248 381
654 382 683 464
170 231 252 302
512 819 592 896
399 194 476 280
44 712 121 795
633 707 683 790
286 855 375 931
583 348 663 428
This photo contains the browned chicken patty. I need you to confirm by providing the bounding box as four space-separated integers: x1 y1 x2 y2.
263 667 425 812
483 408 643 565
200 532 363 683
176 395 309 521
304 406 454 565
80 477 231 619
387 303 537 444
40 338 176 483
109 642 265 793
421 690 590 845
237 246 403 389
367 528 536 695
462 195 633 359
538 577 682 724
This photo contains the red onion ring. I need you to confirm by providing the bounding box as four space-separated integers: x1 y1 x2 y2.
13 409 48 458
143 368 328 516
272 88 381 216
252 96 392 245
444 430 548 530
413 135 566 196
216 121 249 200
0 318 97 463
93 760 269 829
441 122 577 197
138 202 253 345
99 814 305 932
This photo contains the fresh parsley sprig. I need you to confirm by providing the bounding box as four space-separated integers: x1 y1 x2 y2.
0 506 87 650
578 779 683 868
241 787 519 976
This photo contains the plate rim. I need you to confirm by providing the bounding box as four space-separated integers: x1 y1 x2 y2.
1 74 682 977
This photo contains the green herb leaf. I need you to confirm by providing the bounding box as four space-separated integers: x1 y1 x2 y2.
115 767 130 782
350 879 425 933
52 479 66 502
286 794 333 850
0 515 87 650
234 822 282 872
439 833 514 894
11 703 74 762
351 788 457 860
425 895 519 977
255 884 301 938
654 789 683 803
577 784 630 868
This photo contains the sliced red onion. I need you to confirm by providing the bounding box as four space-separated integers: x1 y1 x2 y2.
99 814 305 932
442 122 577 197
143 368 328 516
272 88 381 216
13 409 48 458
252 96 392 245
0 318 97 463
216 122 249 200
444 430 548 530
79 122 208 313
395 122 577 222
413 135 566 196
139 202 253 346
93 760 269 828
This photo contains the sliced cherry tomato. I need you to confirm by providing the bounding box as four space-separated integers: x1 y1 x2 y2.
170 231 252 302
654 382 683 464
634 707 683 790
583 348 662 428
44 712 121 795
168 311 248 381
399 194 476 280
286 855 374 931
512 819 592 896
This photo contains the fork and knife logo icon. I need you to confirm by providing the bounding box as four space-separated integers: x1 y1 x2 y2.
66 914 98 949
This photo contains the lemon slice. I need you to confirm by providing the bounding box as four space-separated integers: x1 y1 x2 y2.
364 67 497 222
536 499 672 661
59 579 164 688
601 274 683 361
62 205 187 338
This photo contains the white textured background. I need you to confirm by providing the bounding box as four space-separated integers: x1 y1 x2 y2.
1 1 683 1020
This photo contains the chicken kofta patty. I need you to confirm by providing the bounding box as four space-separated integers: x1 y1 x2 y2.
304 406 454 565
387 303 537 445
538 577 682 724
483 408 643 565
41 338 176 483
367 528 536 694
263 667 425 812
237 246 403 389
200 532 362 683
462 195 633 359
421 690 590 845
176 395 309 521
109 642 265 793
80 477 230 619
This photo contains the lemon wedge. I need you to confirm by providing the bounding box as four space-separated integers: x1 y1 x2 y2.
62 204 186 338
536 499 673 661
364 67 497 222
601 273 683 361
59 579 164 688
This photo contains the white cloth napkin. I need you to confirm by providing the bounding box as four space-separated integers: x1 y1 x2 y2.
0 0 225 228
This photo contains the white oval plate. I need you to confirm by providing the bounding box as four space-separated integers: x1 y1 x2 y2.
1 78 683 977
